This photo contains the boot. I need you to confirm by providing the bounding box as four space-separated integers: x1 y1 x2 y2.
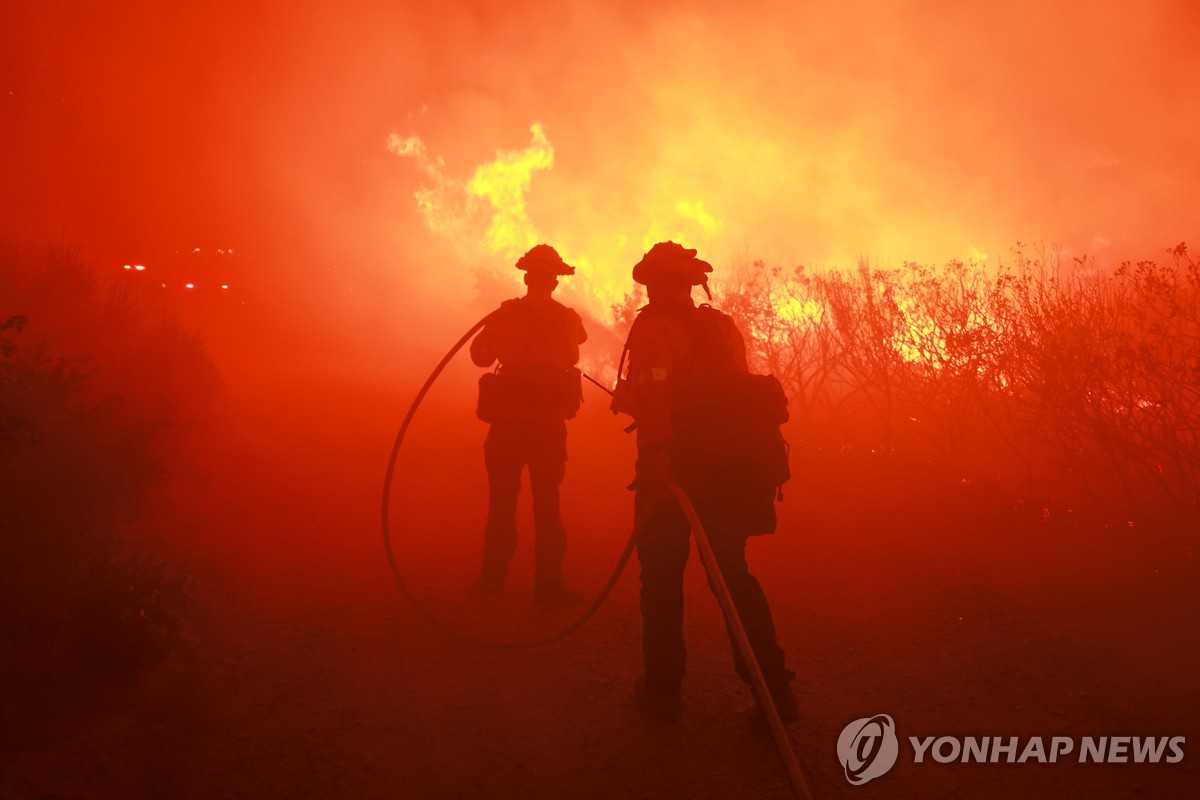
750 671 799 733
765 683 800 723
634 676 682 723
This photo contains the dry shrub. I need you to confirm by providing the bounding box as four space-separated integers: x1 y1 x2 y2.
0 244 217 744
719 244 1199 524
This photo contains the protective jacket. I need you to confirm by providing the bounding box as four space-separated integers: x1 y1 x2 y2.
472 296 587 422
621 296 793 697
471 293 587 594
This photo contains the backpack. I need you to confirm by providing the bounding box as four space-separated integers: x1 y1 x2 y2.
617 304 791 535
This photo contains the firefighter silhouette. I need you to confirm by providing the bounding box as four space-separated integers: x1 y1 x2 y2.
614 241 797 723
470 244 588 606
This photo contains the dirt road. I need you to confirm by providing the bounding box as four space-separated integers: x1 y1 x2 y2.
5 351 1198 799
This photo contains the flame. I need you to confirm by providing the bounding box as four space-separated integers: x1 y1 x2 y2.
387 132 477 246
388 123 553 259
642 200 723 252
892 297 945 367
467 123 554 256
389 122 725 322
389 123 1003 359
389 119 997 376
777 296 824 327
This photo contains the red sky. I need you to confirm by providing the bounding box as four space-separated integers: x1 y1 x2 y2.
3 0 1198 344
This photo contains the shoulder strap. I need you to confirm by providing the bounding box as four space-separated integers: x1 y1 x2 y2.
616 304 653 381
686 304 738 375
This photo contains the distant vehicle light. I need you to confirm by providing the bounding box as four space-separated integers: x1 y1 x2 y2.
123 264 132 270
134 264 146 271
185 282 195 289
220 284 229 290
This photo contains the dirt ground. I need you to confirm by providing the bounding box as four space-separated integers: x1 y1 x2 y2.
3 338 1199 800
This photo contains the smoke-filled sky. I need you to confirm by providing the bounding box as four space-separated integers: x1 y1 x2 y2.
3 0 1198 335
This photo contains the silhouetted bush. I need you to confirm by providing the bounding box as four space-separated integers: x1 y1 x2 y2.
716 244 1199 524
0 245 215 744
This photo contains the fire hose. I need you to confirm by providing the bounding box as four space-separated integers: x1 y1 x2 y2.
382 314 813 798
381 312 640 649
668 481 813 800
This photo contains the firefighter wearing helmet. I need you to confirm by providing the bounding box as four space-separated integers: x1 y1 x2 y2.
615 241 797 724
470 244 588 606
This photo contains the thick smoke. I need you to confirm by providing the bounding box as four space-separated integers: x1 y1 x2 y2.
3 0 1198 342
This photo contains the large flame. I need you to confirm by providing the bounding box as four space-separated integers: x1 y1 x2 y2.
468 123 554 256
389 123 556 259
389 123 990 368
388 126 551 250
389 123 725 323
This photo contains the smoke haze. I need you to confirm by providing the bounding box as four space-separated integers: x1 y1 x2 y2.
4 5 1200 798
4 0 1198 342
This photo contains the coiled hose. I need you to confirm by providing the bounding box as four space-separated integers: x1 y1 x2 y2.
381 313 640 649
381 315 812 798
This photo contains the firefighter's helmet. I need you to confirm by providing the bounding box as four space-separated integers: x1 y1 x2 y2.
632 241 713 287
516 244 575 276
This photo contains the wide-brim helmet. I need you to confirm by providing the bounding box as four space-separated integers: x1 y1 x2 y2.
516 244 575 276
632 241 713 287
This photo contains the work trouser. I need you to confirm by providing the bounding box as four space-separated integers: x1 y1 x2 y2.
634 486 789 696
481 418 569 588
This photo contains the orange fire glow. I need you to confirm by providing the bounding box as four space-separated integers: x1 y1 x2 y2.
390 122 732 323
